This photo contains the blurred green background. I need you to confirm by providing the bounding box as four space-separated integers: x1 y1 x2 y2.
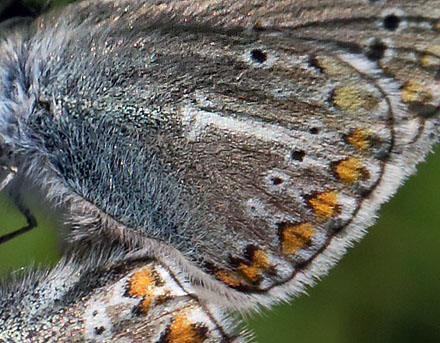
0 1 439 342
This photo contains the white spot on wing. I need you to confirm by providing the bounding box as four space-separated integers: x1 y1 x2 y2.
84 301 113 341
242 46 277 69
378 8 408 32
246 198 270 219
181 103 337 150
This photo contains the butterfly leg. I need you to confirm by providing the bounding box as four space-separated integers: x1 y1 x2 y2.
0 189 37 244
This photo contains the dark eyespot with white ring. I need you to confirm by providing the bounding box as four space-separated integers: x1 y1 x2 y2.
94 327 105 335
366 39 387 61
265 171 290 191
383 13 401 31
250 49 268 63
309 127 319 135
379 8 407 32
291 150 305 162
270 177 283 185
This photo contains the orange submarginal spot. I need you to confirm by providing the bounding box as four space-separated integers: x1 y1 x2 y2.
216 270 244 288
252 248 270 269
237 248 270 282
237 263 261 282
279 222 315 255
163 314 208 343
127 267 160 311
332 157 369 184
345 128 370 150
307 190 339 220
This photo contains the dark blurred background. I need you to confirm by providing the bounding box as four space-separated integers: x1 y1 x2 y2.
0 1 439 342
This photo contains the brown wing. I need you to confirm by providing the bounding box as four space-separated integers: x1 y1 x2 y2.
28 0 440 309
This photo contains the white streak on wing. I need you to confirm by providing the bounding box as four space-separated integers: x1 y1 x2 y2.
182 104 293 143
181 103 338 149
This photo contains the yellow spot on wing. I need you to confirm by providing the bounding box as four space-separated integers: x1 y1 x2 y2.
332 85 376 112
280 223 315 255
318 56 352 75
308 191 339 220
421 45 440 68
165 314 208 343
334 157 367 184
401 80 433 104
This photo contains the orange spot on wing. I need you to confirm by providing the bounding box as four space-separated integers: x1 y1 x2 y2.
237 264 261 281
127 267 160 311
216 270 243 288
164 314 208 343
333 157 368 184
140 296 153 311
308 190 339 220
346 128 370 150
252 249 270 269
237 249 270 282
279 222 315 255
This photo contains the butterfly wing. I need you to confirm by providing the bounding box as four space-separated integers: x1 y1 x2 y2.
6 0 438 309
0 247 244 343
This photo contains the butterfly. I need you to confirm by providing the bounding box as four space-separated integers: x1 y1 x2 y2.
0 0 439 342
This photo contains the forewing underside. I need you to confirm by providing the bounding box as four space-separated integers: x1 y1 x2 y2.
28 0 440 306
